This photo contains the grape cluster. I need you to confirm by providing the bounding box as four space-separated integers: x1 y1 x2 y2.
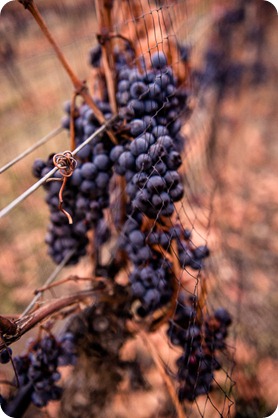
33 100 114 265
112 51 187 217
176 228 210 270
32 45 127 266
33 156 89 265
108 51 192 314
195 5 265 96
167 296 232 401
117 51 187 147
13 334 76 408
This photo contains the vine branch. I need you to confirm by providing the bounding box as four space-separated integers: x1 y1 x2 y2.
17 0 117 144
0 290 96 351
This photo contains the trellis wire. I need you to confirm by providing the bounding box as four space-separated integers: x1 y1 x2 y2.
0 116 117 220
0 126 63 175
20 247 76 318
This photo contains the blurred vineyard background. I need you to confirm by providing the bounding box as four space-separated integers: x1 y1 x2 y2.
0 0 277 417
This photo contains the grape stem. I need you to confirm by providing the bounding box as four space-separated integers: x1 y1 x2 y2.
34 275 97 294
138 330 187 418
196 272 208 321
70 91 77 151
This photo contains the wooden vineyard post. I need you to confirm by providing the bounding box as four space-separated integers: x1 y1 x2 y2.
95 0 118 114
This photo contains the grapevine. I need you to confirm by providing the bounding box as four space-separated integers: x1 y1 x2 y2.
0 1 244 417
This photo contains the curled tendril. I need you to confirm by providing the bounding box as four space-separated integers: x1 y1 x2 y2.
53 151 77 177
48 151 77 224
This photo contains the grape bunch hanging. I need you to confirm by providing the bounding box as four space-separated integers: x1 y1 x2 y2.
0 1 232 416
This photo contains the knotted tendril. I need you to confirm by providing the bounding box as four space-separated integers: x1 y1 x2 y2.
48 151 77 224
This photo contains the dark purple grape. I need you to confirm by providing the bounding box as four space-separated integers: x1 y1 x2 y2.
63 100 72 114
144 100 159 114
128 68 143 83
179 44 190 62
143 289 160 306
156 73 172 89
117 91 130 106
130 119 147 136
169 119 182 136
146 175 165 193
129 230 145 247
166 83 175 96
95 172 110 189
147 232 160 245
151 51 167 69
89 44 102 67
131 282 145 298
214 308 232 326
148 82 161 98
126 182 138 198
130 137 149 156
194 245 210 259
76 144 91 160
127 99 145 116
70 168 83 186
143 115 156 130
118 67 130 80
118 79 130 92
80 179 96 194
76 196 88 210
125 170 134 182
81 162 97 180
74 221 87 236
61 115 70 129
132 172 148 188
156 135 174 151
153 191 170 209
110 145 124 162
149 143 166 160
166 151 182 170
118 151 135 170
132 189 150 211
32 159 46 179
94 154 110 171
142 132 156 145
189 258 202 270
179 249 194 267
153 160 167 175
161 203 175 216
136 153 153 171
164 170 181 187
50 212 68 225
158 232 170 248
169 184 184 201
130 81 148 99
152 125 169 138
0 347 12 364
183 229 192 240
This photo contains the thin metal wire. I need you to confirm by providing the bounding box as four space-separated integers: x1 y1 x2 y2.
0 116 117 220
20 248 76 318
0 126 63 175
